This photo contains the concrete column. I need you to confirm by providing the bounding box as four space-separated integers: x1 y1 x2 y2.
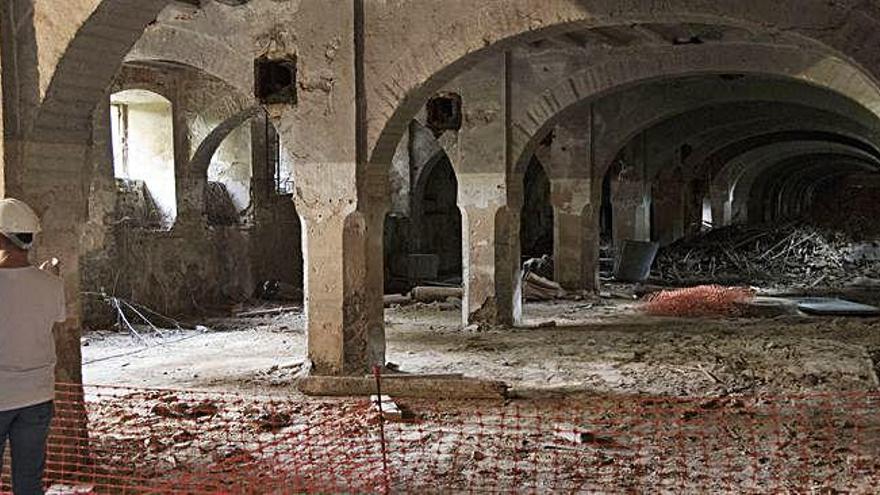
436 53 519 326
0 2 87 388
0 38 4 197
458 173 521 326
551 178 599 291
547 119 600 291
653 169 685 245
173 86 200 228
681 174 700 235
610 137 651 244
13 140 88 386
250 112 273 211
709 192 724 228
363 168 389 365
291 163 386 375
279 1 383 375
709 184 733 228
610 172 651 244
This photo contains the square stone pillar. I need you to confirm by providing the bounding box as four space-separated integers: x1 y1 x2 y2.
551 179 600 291
17 140 88 387
173 93 202 228
547 119 600 292
610 172 651 244
249 112 274 212
709 185 733 228
610 138 651 244
653 169 685 245
458 173 521 326
290 162 387 375
0 43 4 197
276 0 383 375
435 53 519 326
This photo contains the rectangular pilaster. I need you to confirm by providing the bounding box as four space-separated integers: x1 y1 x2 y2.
653 169 685 245
442 53 520 326
459 173 520 326
0 40 4 197
549 119 599 291
283 0 383 375
611 139 651 244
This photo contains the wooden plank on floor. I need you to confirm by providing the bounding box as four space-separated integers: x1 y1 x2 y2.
298 376 508 399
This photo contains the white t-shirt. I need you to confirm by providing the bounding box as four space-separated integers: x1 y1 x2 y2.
0 266 66 411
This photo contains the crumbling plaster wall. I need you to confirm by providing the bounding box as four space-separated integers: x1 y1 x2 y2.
182 74 254 215
32 0 102 98
81 62 300 327
210 124 253 212
16 0 880 378
364 0 880 167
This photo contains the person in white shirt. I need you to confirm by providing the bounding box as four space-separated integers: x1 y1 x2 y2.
0 198 66 495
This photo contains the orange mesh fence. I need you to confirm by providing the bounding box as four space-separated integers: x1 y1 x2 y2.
2 384 879 493
642 285 756 317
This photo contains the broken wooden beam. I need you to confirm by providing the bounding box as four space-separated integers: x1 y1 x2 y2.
364 373 465 380
236 306 300 318
411 286 463 303
383 294 412 307
298 376 508 399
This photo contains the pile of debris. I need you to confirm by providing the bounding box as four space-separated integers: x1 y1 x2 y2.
653 221 880 288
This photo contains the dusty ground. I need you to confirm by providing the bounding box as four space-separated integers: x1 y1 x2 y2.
31 301 880 493
82 298 880 398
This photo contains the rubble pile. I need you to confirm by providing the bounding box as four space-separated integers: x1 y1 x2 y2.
653 221 880 288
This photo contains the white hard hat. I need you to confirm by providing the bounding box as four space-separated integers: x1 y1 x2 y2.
0 199 41 249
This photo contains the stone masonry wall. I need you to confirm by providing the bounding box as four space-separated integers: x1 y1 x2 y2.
80 62 301 328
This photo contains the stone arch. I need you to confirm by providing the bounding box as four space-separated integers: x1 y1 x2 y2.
8 0 170 386
729 142 880 223
107 88 177 224
651 165 686 244
769 158 875 220
367 0 880 166
29 0 169 146
190 105 264 173
687 116 880 179
412 150 452 207
751 155 878 222
18 0 172 239
413 152 462 279
126 24 253 99
510 43 880 176
583 82 880 184
700 130 880 188
698 122 880 225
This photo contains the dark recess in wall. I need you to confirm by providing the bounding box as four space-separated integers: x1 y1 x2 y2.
426 92 462 135
520 158 554 258
255 56 297 105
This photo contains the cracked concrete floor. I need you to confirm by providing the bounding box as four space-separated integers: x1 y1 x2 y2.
81 299 880 397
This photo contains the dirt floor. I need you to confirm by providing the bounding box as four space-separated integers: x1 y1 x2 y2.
33 298 880 493
82 297 880 398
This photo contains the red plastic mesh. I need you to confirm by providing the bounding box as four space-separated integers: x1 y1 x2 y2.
2 384 879 493
642 285 756 317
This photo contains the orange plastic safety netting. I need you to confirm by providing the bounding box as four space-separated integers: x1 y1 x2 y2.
642 285 756 317
2 383 880 493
